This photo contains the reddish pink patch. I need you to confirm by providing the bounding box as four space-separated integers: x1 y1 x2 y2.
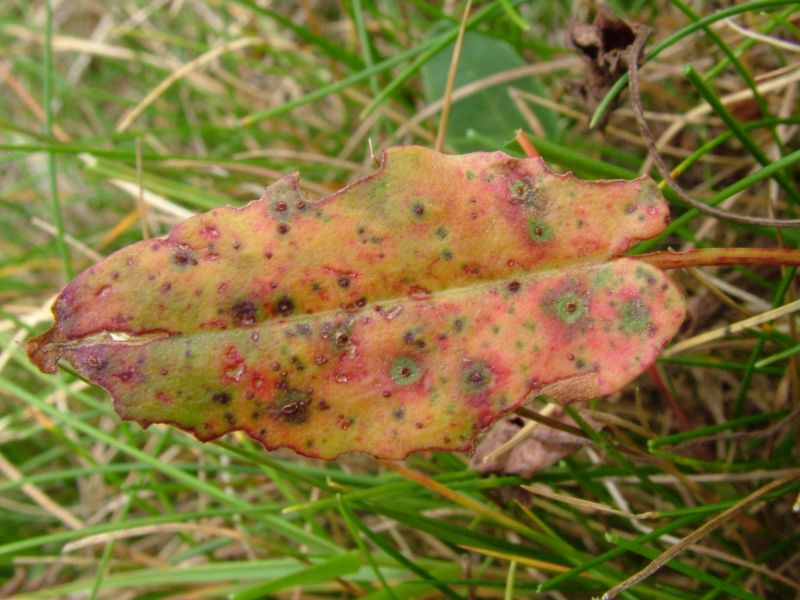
409 285 431 299
200 224 220 238
114 368 136 383
221 346 246 383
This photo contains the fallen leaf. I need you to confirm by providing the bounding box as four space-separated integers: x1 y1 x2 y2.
27 146 684 459
470 408 601 477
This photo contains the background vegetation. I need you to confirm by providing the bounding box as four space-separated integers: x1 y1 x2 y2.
1 1 798 598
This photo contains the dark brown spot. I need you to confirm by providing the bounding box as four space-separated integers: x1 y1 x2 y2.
507 281 521 293
412 203 425 216
212 392 231 405
172 247 197 267
232 300 258 326
277 223 289 234
338 276 350 288
275 201 288 212
275 296 294 315
333 331 350 348
271 388 310 424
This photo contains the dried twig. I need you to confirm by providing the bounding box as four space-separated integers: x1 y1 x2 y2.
627 27 800 227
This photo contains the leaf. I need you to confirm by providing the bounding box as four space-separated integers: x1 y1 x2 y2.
470 408 602 477
422 31 559 151
27 146 684 460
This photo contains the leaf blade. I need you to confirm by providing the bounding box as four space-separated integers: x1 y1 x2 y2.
27 148 684 459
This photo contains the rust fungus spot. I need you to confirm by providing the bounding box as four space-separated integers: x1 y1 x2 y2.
172 246 197 268
271 389 310 424
333 329 351 349
232 300 258 326
509 178 537 206
553 292 587 324
461 360 492 393
87 355 107 370
275 296 294 315
212 392 231 405
391 356 422 385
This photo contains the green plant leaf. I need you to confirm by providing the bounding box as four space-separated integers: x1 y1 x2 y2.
422 31 560 151
27 146 684 459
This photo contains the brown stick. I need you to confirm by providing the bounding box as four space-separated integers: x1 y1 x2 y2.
626 26 800 227
636 247 800 270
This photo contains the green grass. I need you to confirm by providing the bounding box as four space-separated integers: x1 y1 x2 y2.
1 1 799 598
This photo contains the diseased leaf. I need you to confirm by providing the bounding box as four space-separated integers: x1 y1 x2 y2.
27 146 684 460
